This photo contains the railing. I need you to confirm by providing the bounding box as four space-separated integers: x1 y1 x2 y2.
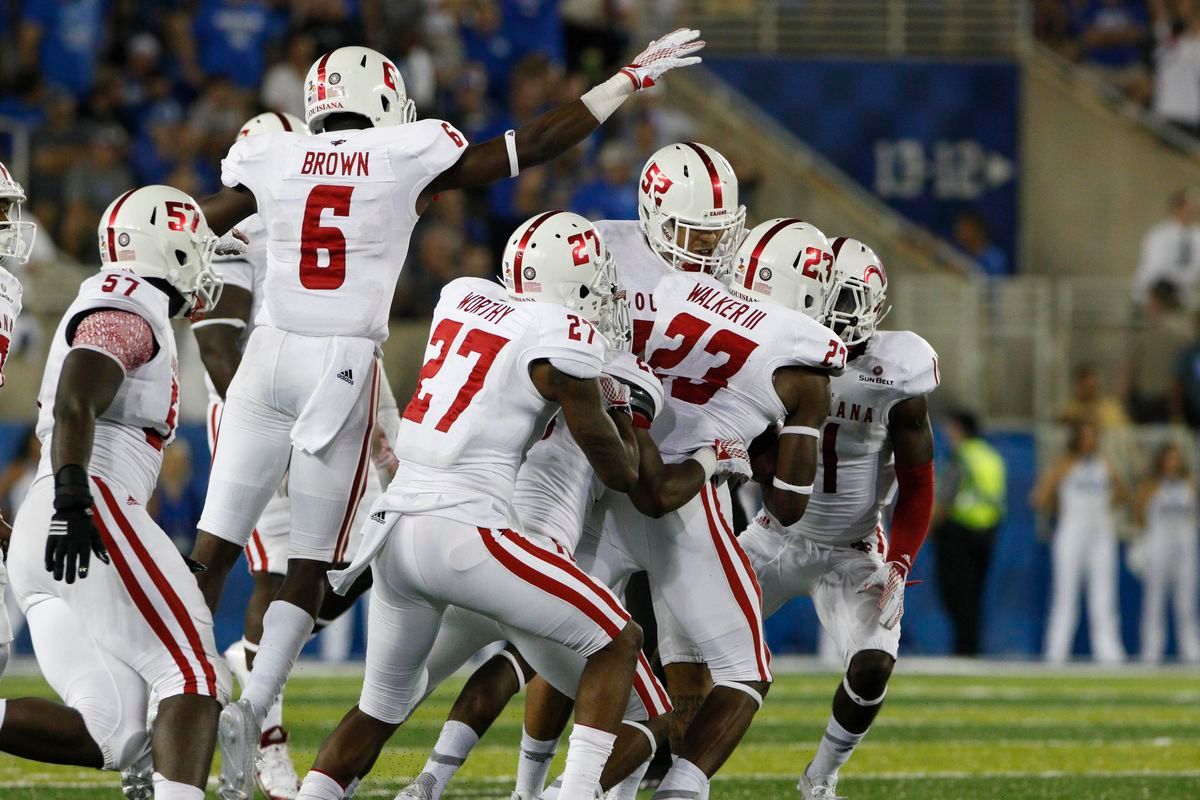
654 0 1030 58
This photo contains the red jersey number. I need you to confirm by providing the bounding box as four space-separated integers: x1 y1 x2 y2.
299 184 354 290
101 274 140 296
402 319 511 432
647 312 759 405
821 338 847 370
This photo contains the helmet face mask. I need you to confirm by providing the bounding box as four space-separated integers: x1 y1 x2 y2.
652 209 746 279
0 166 37 264
305 46 417 133
828 237 889 345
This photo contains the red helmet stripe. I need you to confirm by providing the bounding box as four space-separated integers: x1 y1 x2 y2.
105 188 138 263
512 211 563 295
831 237 848 258
0 162 9 181
744 218 802 290
272 111 293 132
316 52 332 101
683 142 723 209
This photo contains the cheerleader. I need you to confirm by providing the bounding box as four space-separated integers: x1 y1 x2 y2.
1032 421 1127 664
1133 442 1200 663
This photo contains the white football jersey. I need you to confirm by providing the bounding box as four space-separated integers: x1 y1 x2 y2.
384 277 607 528
0 264 23 387
203 213 267 404
647 271 846 458
776 330 939 546
220 120 468 342
34 271 180 502
512 416 599 552
595 219 671 357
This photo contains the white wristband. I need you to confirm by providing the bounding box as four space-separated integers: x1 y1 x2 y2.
773 476 813 495
691 448 717 481
581 73 635 123
191 317 247 331
504 129 520 177
779 425 820 438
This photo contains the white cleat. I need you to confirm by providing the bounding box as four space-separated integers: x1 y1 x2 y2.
224 640 252 690
119 745 154 800
394 772 438 800
218 698 261 800
256 725 300 799
797 763 845 800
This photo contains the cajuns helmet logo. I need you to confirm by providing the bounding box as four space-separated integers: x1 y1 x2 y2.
640 163 673 207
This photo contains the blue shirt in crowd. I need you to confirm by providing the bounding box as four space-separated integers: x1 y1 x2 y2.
193 0 284 89
23 0 110 98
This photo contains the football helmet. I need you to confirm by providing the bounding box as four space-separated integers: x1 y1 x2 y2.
637 142 745 277
97 186 224 320
502 211 629 347
0 161 37 264
305 46 416 133
828 236 889 345
728 218 834 321
237 111 306 139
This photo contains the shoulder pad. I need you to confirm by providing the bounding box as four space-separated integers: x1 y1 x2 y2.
872 330 940 397
400 118 469 175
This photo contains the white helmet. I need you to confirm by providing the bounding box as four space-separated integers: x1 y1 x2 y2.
728 218 834 321
828 237 889 345
97 186 223 320
237 110 307 139
0 161 36 264
637 142 745 277
304 46 416 133
502 211 629 347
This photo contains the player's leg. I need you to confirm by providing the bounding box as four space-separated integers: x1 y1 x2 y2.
1043 522 1086 663
799 539 902 796
649 483 772 799
1085 522 1125 663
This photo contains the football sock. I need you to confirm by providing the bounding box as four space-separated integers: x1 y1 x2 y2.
262 687 285 733
809 714 867 779
296 770 344 800
514 726 559 797
558 724 615 799
244 601 313 719
608 755 652 800
417 720 479 797
344 776 361 798
0 698 7 730
151 774 204 800
653 758 709 799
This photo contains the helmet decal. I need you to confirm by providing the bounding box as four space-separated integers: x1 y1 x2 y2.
640 162 672 207
742 217 799 292
104 188 138 264
511 210 561 295
681 141 723 208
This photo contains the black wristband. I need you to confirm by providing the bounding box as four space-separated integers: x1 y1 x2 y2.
53 464 93 512
624 382 657 423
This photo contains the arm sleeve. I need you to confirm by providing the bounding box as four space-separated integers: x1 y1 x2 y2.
220 136 267 193
889 460 936 566
405 119 469 215
69 310 155 374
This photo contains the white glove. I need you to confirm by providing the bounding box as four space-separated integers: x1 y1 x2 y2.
620 28 706 90
713 439 752 485
214 227 249 257
599 375 632 416
858 554 911 630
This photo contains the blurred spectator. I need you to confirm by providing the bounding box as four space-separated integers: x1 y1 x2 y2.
1032 420 1127 664
1170 309 1200 425
28 90 84 235
395 222 465 317
933 410 1007 656
150 439 205 552
261 30 316 118
460 0 520 104
952 210 1010 276
1075 0 1154 105
1132 187 1200 305
570 140 638 220
0 426 39 521
503 0 567 69
187 0 286 90
1132 440 1200 663
18 0 110 99
1151 0 1200 132
60 125 133 259
1060 363 1132 429
562 0 633 72
1124 281 1192 421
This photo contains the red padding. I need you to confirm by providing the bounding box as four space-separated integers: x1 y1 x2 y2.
889 461 935 567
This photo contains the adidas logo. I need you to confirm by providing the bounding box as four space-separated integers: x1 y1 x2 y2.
126 495 139 506
337 369 354 385
370 511 386 524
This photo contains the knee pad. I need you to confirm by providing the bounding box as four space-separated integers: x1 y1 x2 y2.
359 666 428 726
73 689 150 770
845 650 894 705
713 680 764 710
0 642 9 679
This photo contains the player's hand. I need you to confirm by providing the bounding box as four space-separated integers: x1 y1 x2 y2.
713 439 752 486
858 555 911 630
214 227 249 257
621 28 706 90
600 375 632 417
46 465 108 584
373 427 400 481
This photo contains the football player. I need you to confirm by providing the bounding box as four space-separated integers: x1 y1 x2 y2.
192 111 398 800
292 211 645 800
739 238 938 799
1 186 228 800
0 159 33 679
187 35 705 798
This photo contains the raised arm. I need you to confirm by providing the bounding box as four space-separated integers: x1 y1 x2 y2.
198 185 257 237
765 366 832 527
531 362 638 491
191 284 252 399
417 28 704 210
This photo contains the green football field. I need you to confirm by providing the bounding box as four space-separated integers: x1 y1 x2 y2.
1 662 1198 799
